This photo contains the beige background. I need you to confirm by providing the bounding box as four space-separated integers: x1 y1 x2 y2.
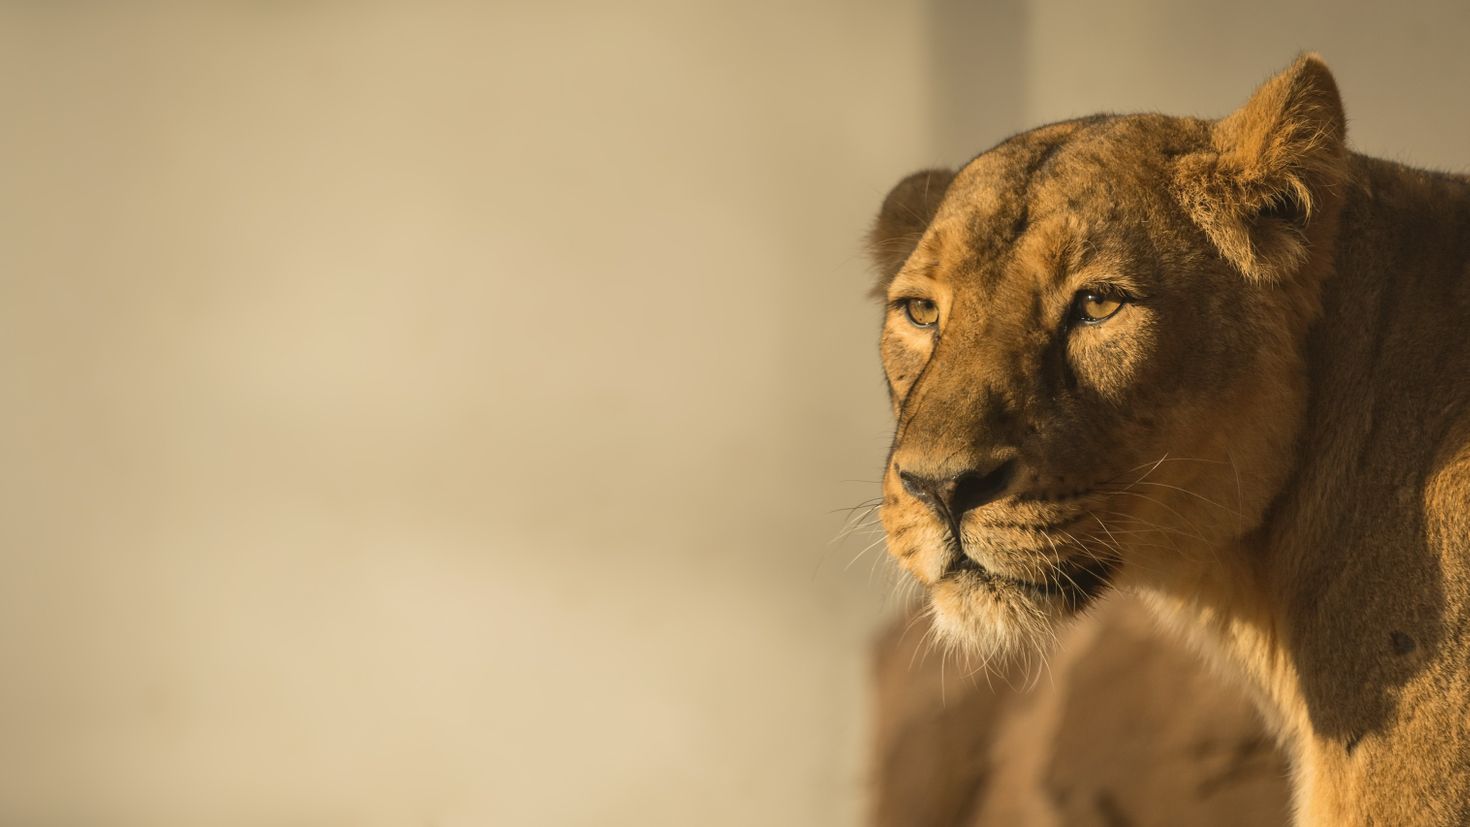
0 2 1466 826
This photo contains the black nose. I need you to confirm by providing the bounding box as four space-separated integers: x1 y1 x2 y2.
899 461 1015 521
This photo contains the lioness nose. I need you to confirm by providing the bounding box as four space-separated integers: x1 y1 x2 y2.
899 461 1015 521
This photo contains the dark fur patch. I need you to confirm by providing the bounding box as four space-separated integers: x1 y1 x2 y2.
1389 630 1417 655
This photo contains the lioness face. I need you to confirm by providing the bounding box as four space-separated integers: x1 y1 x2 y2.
874 114 1320 657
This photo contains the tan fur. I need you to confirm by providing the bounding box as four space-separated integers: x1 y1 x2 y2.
867 54 1470 825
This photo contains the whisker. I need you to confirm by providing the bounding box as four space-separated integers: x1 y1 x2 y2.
1128 480 1244 517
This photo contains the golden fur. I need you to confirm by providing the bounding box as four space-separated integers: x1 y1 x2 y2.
867 55 1470 824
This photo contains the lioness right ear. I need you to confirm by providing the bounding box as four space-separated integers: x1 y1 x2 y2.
1174 53 1348 282
867 168 955 297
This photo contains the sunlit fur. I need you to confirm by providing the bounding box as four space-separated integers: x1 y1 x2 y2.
867 54 1470 825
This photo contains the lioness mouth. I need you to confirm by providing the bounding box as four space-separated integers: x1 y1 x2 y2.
943 549 1117 610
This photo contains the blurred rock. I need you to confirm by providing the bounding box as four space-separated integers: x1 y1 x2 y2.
871 594 1291 826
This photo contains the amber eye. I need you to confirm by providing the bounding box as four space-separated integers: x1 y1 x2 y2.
902 298 940 328
1073 291 1125 324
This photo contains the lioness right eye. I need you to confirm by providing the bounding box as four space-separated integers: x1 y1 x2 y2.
901 298 940 328
1072 291 1126 324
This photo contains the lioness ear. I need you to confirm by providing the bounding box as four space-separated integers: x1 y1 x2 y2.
1174 53 1348 281
867 168 955 296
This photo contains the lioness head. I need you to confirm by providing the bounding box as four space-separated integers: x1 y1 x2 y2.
869 55 1349 658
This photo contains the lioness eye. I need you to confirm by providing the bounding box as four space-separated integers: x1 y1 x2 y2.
903 298 939 328
1074 292 1125 324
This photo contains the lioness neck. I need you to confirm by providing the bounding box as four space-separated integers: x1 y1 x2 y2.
1157 155 1470 825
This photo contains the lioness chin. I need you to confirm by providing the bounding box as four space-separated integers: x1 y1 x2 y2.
868 54 1470 825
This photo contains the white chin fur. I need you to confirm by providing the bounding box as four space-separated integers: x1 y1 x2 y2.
927 574 1068 663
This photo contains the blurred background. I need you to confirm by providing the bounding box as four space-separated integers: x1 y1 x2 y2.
1 2 1467 825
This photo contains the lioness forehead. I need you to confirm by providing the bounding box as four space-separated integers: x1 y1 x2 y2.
910 114 1210 290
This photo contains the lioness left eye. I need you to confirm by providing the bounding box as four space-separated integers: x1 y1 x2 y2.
1073 291 1125 324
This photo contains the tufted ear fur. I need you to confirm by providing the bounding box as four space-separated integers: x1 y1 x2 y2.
1173 53 1348 282
867 168 955 296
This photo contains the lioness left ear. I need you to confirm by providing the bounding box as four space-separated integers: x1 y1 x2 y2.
1174 53 1348 282
867 168 955 297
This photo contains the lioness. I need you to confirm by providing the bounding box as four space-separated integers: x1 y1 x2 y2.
867 55 1470 825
